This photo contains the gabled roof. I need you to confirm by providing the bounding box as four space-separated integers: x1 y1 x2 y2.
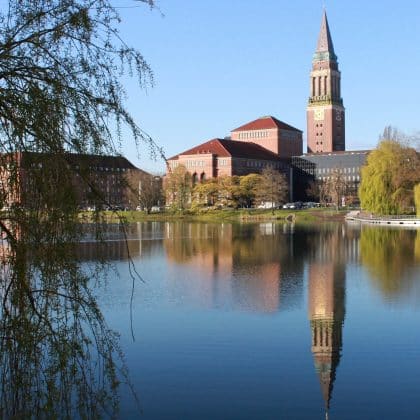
168 138 283 161
231 116 302 133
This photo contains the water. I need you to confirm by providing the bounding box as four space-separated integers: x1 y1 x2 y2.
82 222 420 419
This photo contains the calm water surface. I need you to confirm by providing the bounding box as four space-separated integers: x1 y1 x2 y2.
82 222 420 420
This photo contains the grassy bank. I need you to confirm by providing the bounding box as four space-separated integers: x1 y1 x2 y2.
80 207 348 224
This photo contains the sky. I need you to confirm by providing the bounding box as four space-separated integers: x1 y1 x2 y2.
114 0 420 173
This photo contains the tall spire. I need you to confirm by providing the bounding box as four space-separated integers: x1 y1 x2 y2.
307 9 345 153
314 11 337 61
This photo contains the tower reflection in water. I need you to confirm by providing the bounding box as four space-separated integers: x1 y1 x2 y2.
86 221 352 415
307 228 346 416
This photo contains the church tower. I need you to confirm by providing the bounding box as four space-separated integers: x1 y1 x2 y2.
307 11 345 153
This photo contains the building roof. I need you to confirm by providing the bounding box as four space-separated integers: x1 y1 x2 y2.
303 150 371 157
314 10 337 61
231 116 302 133
14 151 147 172
169 138 284 161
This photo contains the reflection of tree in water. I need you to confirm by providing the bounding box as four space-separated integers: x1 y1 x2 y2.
0 220 128 418
360 227 419 296
164 222 306 312
415 230 420 262
164 222 234 264
164 222 290 265
0 0 158 415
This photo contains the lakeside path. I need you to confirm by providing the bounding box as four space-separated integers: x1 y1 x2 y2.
346 211 420 227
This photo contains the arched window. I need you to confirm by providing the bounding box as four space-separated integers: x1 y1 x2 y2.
200 172 206 182
192 173 198 185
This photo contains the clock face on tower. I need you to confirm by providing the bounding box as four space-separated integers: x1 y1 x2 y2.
314 109 324 121
335 110 342 121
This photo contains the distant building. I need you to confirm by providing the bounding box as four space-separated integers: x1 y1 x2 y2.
291 150 370 202
166 11 372 204
231 116 303 158
1 151 155 210
307 11 345 153
167 137 291 182
296 11 372 202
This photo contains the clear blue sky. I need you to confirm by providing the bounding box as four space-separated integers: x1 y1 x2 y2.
116 0 420 173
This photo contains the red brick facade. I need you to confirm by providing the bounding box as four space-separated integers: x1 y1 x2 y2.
167 137 291 183
1 152 153 210
231 116 302 158
307 11 345 153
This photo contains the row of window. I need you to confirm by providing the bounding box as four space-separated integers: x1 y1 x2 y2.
237 130 269 140
184 160 206 168
320 175 360 182
317 167 359 175
89 166 127 172
244 160 281 169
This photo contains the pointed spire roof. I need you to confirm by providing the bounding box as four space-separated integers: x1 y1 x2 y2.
313 10 337 62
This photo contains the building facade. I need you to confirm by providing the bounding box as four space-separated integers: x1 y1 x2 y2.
307 11 345 154
1 151 155 210
166 11 372 205
291 151 370 202
231 116 303 158
167 137 291 182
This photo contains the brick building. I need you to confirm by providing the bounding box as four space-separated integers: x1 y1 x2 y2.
0 151 155 210
166 11 372 204
167 137 291 182
231 116 302 158
307 10 345 154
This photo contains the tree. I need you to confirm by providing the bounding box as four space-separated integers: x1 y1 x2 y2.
164 165 192 211
0 1 157 417
138 174 162 213
217 175 242 208
359 138 420 215
324 168 348 210
239 173 263 207
192 178 219 207
415 184 420 217
255 167 288 211
306 179 328 205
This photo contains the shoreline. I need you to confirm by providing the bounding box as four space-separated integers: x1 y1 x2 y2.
80 208 349 224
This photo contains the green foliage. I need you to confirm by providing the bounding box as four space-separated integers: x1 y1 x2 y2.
415 184 420 216
0 1 156 417
359 139 420 215
360 227 419 295
239 173 263 207
192 178 219 207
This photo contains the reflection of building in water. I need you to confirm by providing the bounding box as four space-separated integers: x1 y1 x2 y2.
308 258 345 413
77 222 165 261
163 222 304 313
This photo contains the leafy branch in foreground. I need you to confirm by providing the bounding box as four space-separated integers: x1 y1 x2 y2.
0 0 158 417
